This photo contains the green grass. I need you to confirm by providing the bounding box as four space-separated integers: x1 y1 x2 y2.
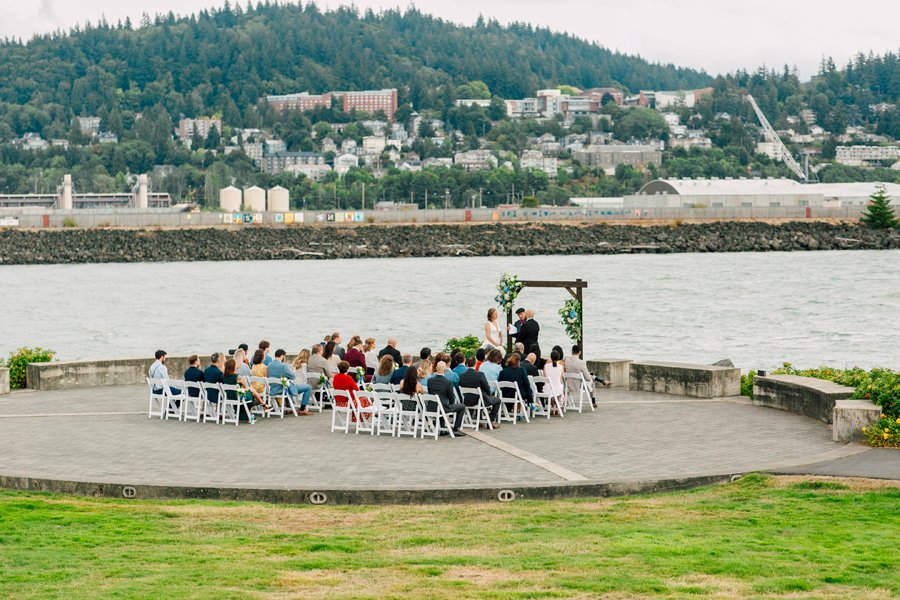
1 475 898 599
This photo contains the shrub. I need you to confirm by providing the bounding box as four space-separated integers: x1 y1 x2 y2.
741 370 757 398
442 335 482 358
2 347 56 389
861 415 900 448
62 216 78 228
773 362 899 418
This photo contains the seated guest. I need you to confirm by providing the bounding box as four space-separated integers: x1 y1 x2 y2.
203 352 225 403
474 348 486 371
250 349 268 396
363 338 378 377
566 345 608 408
480 348 503 385
293 348 311 373
378 337 403 365
413 347 431 370
258 340 273 366
221 358 268 415
504 343 525 367
306 344 331 387
373 355 395 385
267 349 313 415
451 351 468 377
436 353 460 387
237 344 250 365
390 353 413 385
183 354 205 397
148 349 180 394
344 336 368 375
427 361 466 435
499 354 534 405
397 366 423 412
418 358 434 389
523 353 540 377
332 360 371 417
233 348 253 380
322 341 341 372
459 356 501 427
331 332 346 359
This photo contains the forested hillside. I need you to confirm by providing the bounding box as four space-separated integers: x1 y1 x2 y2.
0 2 709 138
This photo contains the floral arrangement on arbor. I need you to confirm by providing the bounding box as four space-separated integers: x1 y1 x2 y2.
558 298 582 343
495 273 524 312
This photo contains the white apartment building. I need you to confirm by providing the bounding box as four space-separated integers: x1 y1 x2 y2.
836 145 900 167
520 150 558 178
454 150 498 171
362 136 387 155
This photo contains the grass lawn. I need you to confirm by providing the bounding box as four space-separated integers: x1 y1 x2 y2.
1 474 898 599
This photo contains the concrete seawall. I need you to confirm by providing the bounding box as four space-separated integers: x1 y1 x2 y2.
1 221 897 266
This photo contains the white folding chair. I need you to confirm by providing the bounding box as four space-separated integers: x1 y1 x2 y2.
394 392 419 438
267 377 298 418
219 383 256 426
565 372 595 413
163 379 186 421
247 376 273 417
372 383 393 395
418 394 456 440
530 375 564 418
200 382 221 423
354 390 378 434
310 378 332 412
181 381 205 423
146 377 167 419
330 389 354 433
459 386 494 431
373 391 399 436
496 380 531 424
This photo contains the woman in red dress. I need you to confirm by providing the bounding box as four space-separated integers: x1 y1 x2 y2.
332 360 371 420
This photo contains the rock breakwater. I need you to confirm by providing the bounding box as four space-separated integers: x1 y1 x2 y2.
0 222 897 265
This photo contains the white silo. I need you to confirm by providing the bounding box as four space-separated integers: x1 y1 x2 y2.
219 186 242 212
243 186 266 212
267 186 290 212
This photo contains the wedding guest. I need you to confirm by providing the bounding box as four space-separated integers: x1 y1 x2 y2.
331 332 345 359
233 348 252 379
390 353 413 385
427 361 466 435
258 340 273 366
480 348 503 385
183 355 205 397
378 337 402 365
203 352 225 404
459 356 501 427
474 347 486 371
344 336 368 372
543 348 566 401
498 354 533 405
332 360 370 418
373 355 395 385
267 349 313 415
306 344 331 388
363 338 378 377
250 349 268 396
293 348 311 372
323 341 340 372
222 358 268 414
418 358 434 389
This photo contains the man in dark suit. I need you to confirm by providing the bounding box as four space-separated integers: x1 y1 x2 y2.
518 309 541 360
522 353 540 377
508 307 527 347
427 361 466 435
183 355 205 398
458 356 501 426
378 338 403 365
203 352 225 404
390 353 413 385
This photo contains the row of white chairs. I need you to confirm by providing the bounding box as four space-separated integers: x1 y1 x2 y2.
146 375 301 425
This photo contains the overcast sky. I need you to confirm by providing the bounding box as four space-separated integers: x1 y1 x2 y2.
4 0 899 79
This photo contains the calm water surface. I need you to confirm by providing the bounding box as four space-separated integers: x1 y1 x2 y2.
1 250 897 371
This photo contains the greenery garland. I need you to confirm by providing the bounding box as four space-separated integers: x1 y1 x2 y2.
558 298 582 343
495 273 524 312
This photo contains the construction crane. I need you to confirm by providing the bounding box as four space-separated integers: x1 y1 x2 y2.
746 94 812 182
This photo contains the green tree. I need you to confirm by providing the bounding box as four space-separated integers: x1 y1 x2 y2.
860 184 898 229
613 108 667 142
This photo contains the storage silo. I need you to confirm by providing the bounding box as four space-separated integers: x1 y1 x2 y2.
267 186 290 212
219 186 242 212
243 186 266 212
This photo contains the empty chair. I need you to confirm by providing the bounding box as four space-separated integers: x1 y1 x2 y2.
371 383 394 395
200 382 222 423
163 379 186 421
530 375 564 418
330 389 354 433
496 380 530 424
394 392 419 438
373 391 399 436
564 372 595 413
146 377 167 419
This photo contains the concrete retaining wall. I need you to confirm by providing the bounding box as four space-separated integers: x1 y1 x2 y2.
0 368 9 394
587 359 632 388
629 361 741 398
753 374 855 424
27 356 194 391
833 400 881 442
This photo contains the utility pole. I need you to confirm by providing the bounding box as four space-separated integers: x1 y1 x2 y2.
444 188 450 209
424 189 428 209
479 187 483 208
362 182 366 211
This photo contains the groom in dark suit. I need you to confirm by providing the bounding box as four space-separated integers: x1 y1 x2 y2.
519 309 541 360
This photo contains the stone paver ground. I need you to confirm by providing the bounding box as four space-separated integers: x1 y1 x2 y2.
0 385 891 491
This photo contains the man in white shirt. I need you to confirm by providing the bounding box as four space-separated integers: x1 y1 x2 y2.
148 349 181 395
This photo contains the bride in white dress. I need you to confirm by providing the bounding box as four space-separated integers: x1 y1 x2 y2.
484 308 504 349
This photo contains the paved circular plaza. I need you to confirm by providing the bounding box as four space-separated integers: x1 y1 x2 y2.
0 385 895 502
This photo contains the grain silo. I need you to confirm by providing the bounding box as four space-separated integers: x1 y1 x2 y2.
243 186 266 212
267 186 290 212
219 186 242 212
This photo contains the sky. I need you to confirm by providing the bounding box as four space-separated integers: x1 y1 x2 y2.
2 0 898 79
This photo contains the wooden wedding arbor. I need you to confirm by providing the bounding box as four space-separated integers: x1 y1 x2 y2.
505 278 588 355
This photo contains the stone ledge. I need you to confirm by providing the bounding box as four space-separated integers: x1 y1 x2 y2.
629 361 740 398
587 359 632 388
753 375 854 424
833 400 881 443
27 356 194 391
0 368 9 395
